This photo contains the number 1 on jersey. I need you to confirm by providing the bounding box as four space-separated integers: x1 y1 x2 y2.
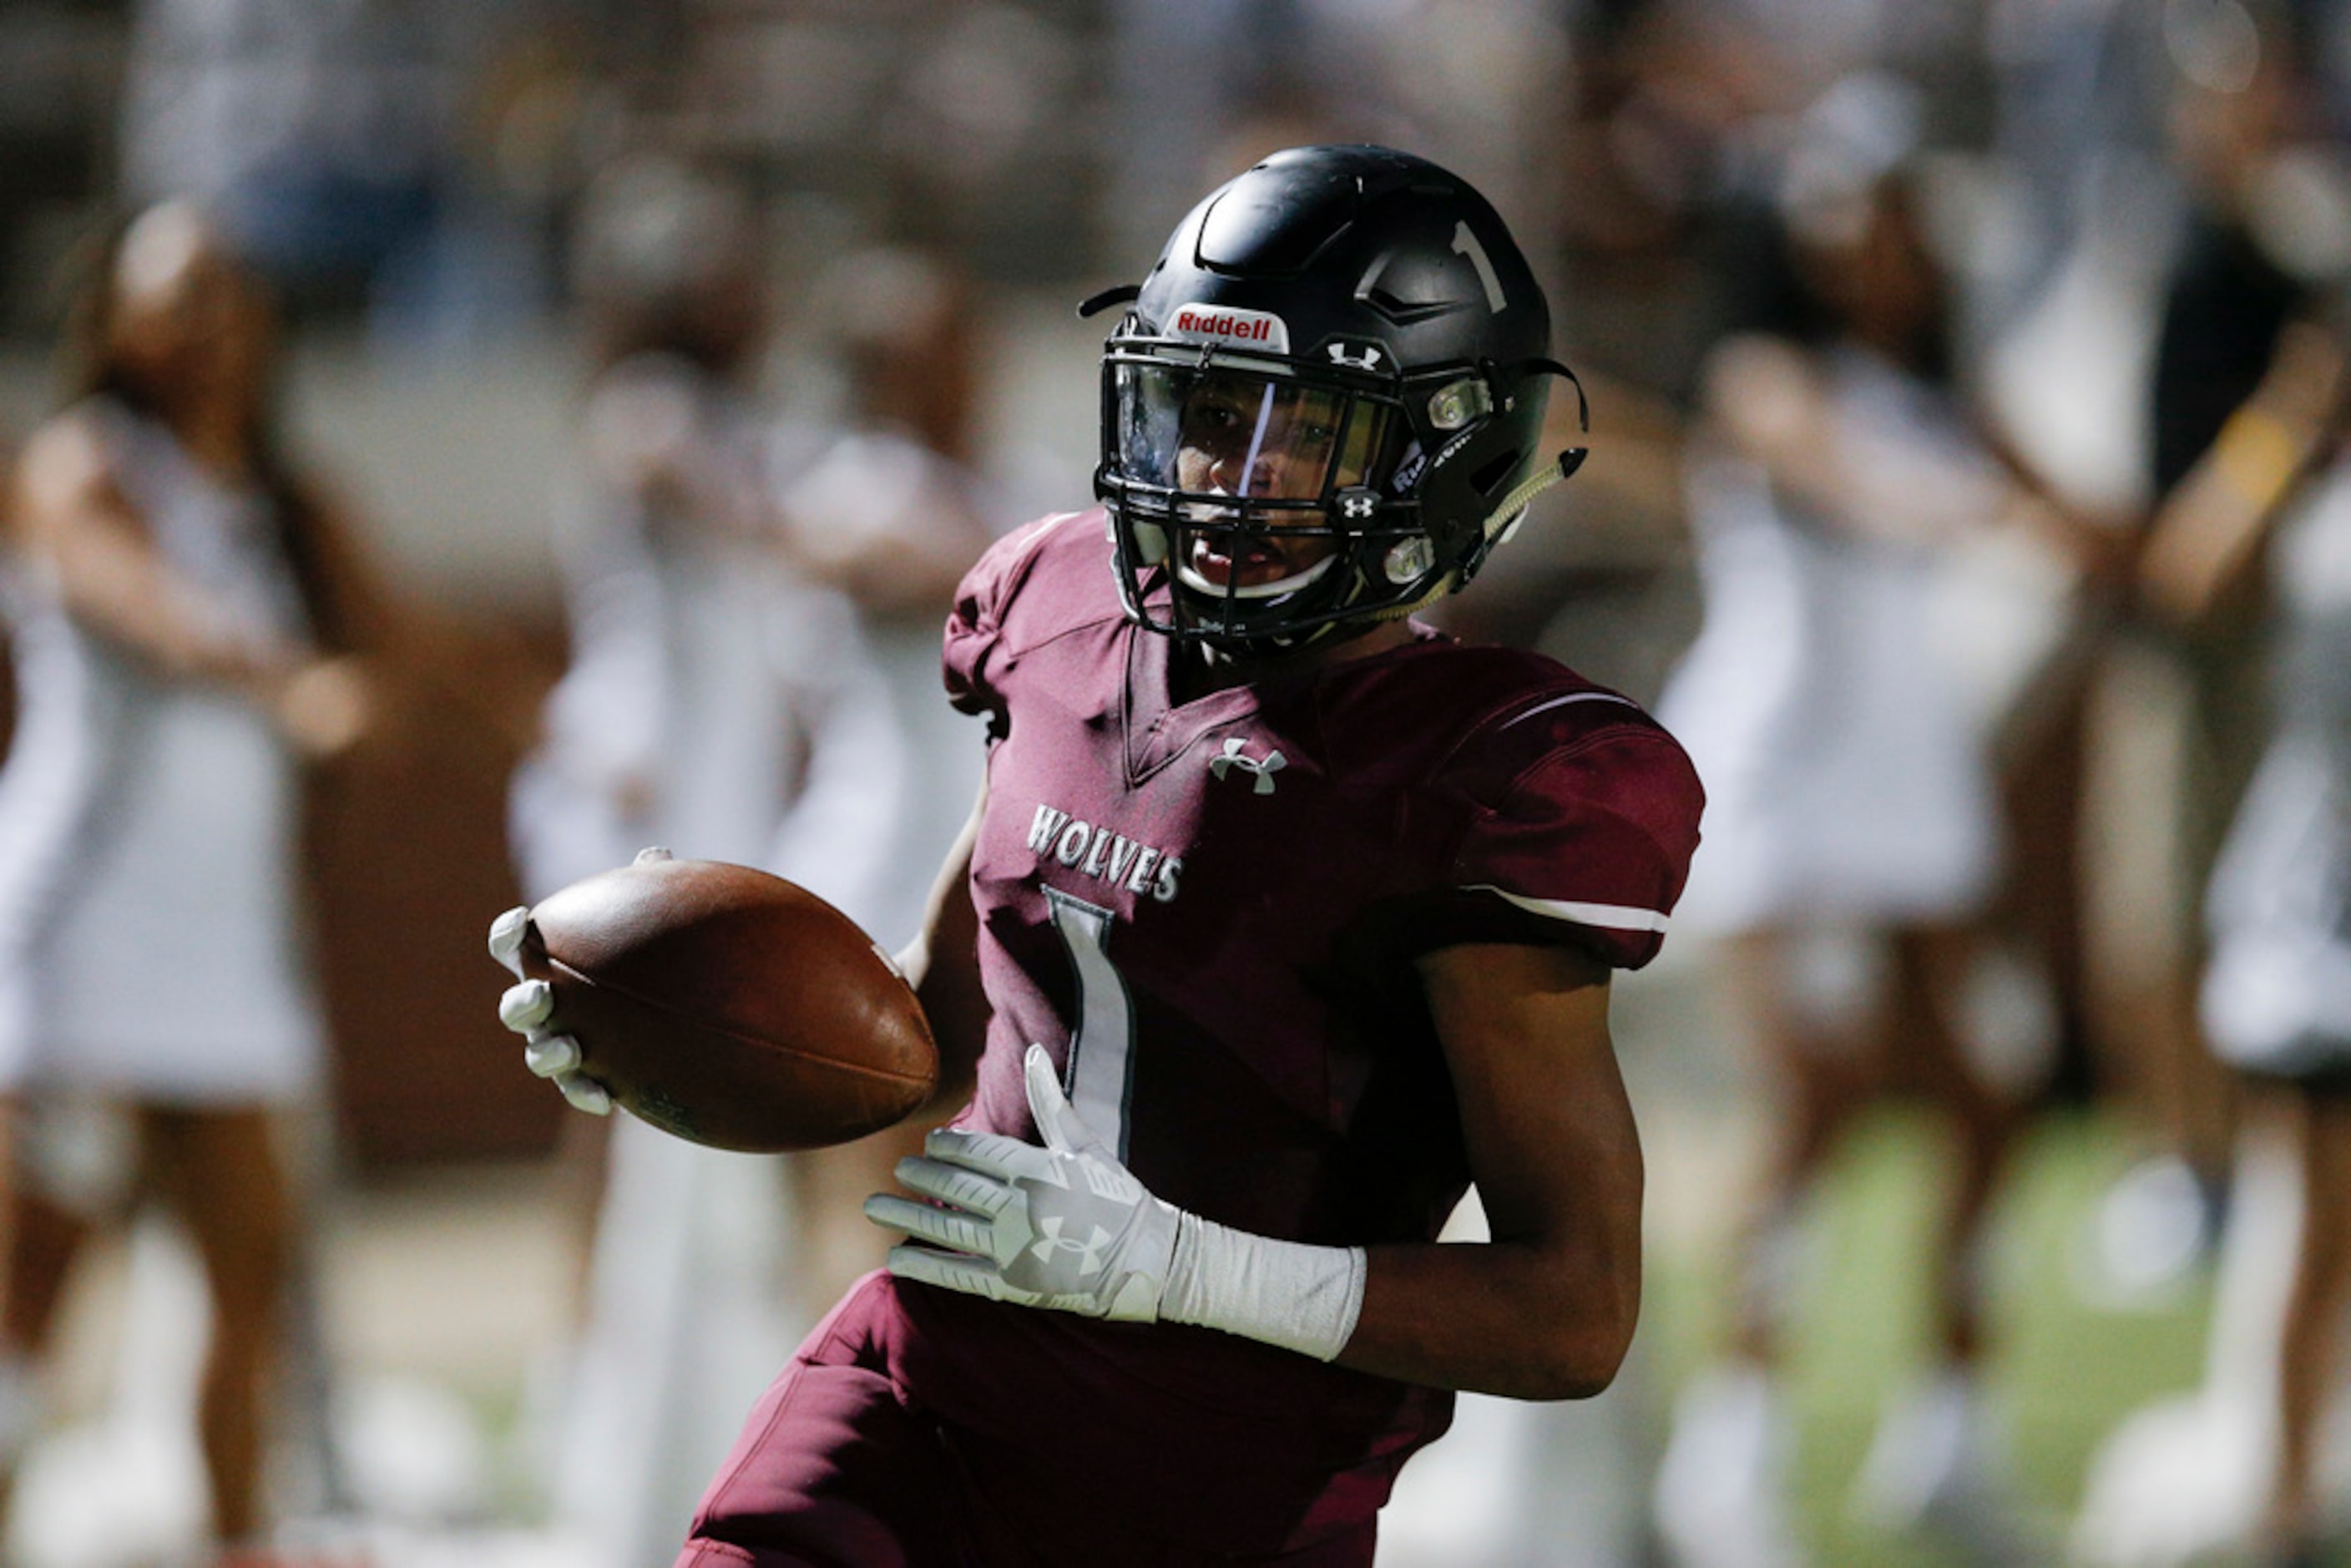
1044 888 1136 1159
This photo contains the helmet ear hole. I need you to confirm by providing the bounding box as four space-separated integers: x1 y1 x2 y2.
1469 448 1524 496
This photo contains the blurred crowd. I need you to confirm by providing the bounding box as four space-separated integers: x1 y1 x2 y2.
2 0 2351 1565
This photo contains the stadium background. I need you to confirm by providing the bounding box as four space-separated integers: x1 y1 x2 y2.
0 0 2301 1563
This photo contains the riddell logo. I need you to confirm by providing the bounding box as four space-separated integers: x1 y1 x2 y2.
1167 305 1291 354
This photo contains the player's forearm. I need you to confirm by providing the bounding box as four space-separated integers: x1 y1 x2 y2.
895 785 990 1116
1337 1234 1641 1400
1382 942 1644 1398
1155 1201 1643 1399
892 917 986 1119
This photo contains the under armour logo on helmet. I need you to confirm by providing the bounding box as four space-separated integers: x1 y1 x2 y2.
1337 488 1378 522
1208 737 1286 795
1327 342 1386 372
1029 1216 1112 1277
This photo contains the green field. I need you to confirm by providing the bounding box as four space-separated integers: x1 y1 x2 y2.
1643 1105 2226 1566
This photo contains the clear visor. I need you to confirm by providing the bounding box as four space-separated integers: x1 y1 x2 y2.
1115 363 1394 503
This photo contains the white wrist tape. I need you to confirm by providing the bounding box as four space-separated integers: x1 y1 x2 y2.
1160 1211 1367 1362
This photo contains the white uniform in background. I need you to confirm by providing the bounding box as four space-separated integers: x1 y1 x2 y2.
2202 460 2351 1081
1658 347 2005 941
2070 460 2351 1565
0 400 334 1560
1651 347 2039 1568
0 397 320 1106
509 356 915 1568
774 422 995 950
2070 461 2351 1568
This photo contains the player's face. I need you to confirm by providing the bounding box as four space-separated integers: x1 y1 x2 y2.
1170 372 1385 591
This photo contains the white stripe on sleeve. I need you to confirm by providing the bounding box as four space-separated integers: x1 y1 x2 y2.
1496 690 1637 731
1462 884 1671 933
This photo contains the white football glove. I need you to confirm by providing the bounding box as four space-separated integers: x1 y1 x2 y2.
866 1044 1179 1320
865 1044 1370 1360
488 908 610 1115
485 846 679 1116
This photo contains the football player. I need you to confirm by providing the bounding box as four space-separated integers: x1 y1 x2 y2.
497 144 1703 1565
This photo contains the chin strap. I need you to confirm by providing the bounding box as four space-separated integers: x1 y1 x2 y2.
1482 447 1585 549
1364 574 1461 626
1479 353 1591 551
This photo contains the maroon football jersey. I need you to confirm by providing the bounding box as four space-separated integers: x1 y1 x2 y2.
883 509 1703 1555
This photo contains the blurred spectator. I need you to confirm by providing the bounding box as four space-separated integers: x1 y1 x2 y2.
505 153 914 1568
2172 307 2351 1568
760 234 1002 1380
776 241 996 625
0 200 390 1558
2072 268 2351 1568
1649 75 2074 1566
2086 21 2335 1305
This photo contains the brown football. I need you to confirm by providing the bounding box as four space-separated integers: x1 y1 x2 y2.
511 857 937 1152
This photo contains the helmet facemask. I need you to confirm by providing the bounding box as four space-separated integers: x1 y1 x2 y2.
1097 331 1477 655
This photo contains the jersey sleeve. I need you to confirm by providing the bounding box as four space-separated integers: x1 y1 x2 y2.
1454 729 1703 967
1428 707 1705 970
943 514 1075 726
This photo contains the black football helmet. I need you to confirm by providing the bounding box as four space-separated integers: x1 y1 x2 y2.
1088 144 1586 654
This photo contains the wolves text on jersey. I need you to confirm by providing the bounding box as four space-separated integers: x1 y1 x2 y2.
1025 802 1185 904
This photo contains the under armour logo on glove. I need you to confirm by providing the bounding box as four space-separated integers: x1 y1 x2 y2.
1209 737 1286 795
1031 1216 1112 1277
866 1045 1181 1321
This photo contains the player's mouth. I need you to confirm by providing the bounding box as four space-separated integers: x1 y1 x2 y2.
1176 526 1336 600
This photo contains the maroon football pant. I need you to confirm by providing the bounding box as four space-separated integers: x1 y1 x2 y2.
675 1274 1378 1567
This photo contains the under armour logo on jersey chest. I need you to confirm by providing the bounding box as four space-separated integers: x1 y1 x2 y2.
1208 737 1287 795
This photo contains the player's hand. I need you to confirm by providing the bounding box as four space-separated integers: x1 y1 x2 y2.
487 893 618 1118
866 1044 1180 1321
